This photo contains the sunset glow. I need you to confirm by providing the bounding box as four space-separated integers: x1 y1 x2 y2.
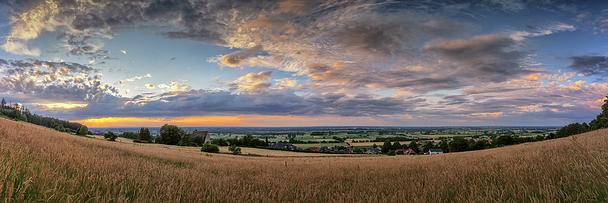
74 115 397 128
35 103 88 110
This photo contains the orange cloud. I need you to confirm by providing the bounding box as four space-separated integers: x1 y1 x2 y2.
470 112 503 118
522 73 540 81
73 115 393 128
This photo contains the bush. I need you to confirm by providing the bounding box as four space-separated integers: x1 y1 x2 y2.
104 132 117 141
201 144 220 153
76 125 88 136
158 124 184 145
229 145 241 155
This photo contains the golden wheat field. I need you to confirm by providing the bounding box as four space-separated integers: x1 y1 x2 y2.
1 118 608 202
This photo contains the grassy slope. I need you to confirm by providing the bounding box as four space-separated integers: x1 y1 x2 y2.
1 118 608 202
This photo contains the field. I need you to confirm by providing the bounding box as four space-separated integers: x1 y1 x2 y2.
2 118 608 202
293 142 349 149
217 146 367 157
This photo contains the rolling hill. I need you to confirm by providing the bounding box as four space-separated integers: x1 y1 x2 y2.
1 118 607 202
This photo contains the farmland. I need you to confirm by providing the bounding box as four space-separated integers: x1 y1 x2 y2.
2 118 608 202
93 126 557 154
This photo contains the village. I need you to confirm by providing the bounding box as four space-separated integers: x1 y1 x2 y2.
96 126 558 156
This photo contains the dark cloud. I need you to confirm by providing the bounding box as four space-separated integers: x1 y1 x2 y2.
569 55 608 76
66 89 417 119
426 34 534 82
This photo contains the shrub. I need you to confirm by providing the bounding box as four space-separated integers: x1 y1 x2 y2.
229 145 241 155
201 143 220 153
104 132 117 141
76 125 88 136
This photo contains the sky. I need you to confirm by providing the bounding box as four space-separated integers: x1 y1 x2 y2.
0 0 608 127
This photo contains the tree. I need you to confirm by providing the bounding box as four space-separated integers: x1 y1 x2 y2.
121 132 138 140
192 135 206 146
439 139 449 152
0 98 5 109
556 123 589 138
494 136 515 146
590 96 608 130
392 141 402 150
469 140 488 150
158 124 184 145
138 128 152 142
201 143 220 153
448 137 469 152
229 145 241 155
381 141 392 154
422 141 435 153
104 132 117 141
77 125 89 136
408 141 419 152
178 134 193 146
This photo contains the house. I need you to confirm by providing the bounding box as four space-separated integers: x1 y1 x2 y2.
395 148 406 155
403 148 417 155
13 103 22 111
428 148 444 155
395 148 417 155
365 147 381 154
271 142 296 150
192 130 210 144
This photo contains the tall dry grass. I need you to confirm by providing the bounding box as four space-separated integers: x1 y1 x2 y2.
1 118 608 202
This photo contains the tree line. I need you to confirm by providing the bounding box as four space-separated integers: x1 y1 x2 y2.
0 98 88 134
554 96 608 138
104 124 225 153
378 96 608 155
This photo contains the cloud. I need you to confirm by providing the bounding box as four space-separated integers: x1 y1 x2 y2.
144 83 155 90
510 23 575 41
230 71 273 94
119 73 152 84
0 0 58 56
275 78 298 89
569 55 608 76
1 40 41 56
0 58 118 103
594 10 608 34
157 81 192 92
0 0 545 95
1 1 604 125
425 34 535 83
